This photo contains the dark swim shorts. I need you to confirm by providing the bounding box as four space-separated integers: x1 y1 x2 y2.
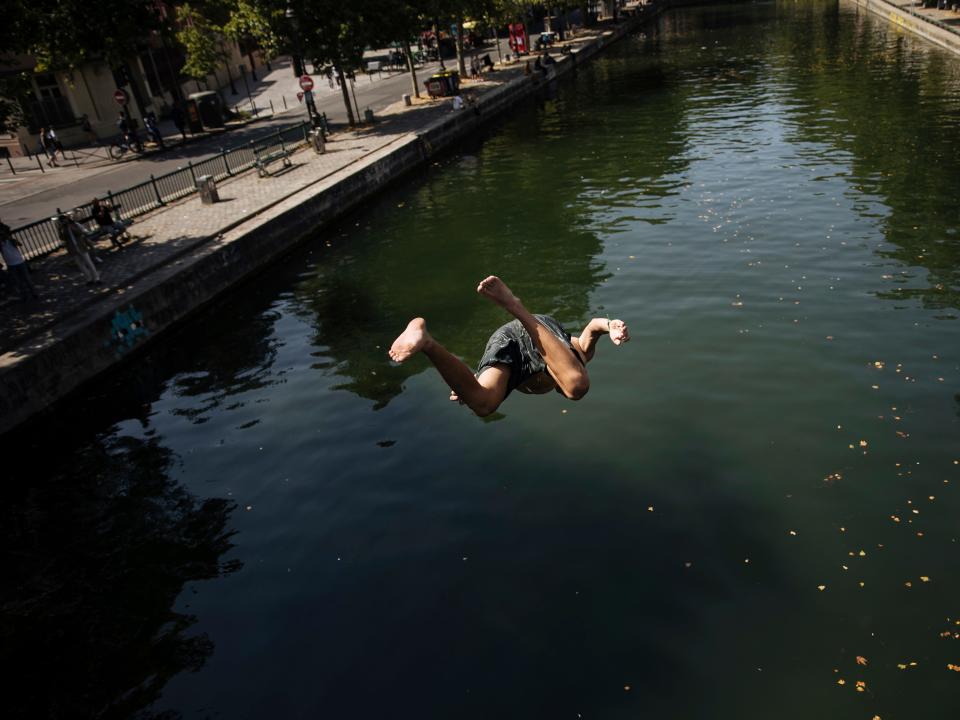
476 314 579 395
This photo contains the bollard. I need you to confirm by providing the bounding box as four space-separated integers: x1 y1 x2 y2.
403 93 412 106
197 175 219 204
36 154 45 173
270 99 275 114
283 95 288 110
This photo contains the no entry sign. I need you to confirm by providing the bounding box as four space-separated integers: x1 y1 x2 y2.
113 89 128 105
299 75 314 92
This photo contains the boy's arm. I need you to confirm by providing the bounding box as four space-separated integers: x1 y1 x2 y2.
575 318 630 361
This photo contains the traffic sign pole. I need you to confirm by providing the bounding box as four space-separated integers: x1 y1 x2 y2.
298 74 320 133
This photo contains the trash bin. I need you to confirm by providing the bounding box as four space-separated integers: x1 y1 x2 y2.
309 129 325 154
425 71 460 98
188 91 225 129
196 175 219 204
363 108 375 123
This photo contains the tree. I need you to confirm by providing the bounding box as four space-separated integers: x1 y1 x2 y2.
0 74 31 135
176 3 229 86
365 0 431 99
1 0 161 72
222 0 284 73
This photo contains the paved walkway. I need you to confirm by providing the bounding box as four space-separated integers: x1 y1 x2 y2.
888 0 960 27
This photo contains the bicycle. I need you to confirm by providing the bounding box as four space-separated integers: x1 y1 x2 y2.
108 133 144 161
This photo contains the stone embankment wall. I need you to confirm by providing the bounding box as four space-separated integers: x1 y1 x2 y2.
0 13 652 435
850 0 960 54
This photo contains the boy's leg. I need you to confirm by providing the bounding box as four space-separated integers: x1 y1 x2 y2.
477 276 589 400
389 318 509 416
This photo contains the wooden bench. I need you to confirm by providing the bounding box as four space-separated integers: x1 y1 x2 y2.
254 146 292 178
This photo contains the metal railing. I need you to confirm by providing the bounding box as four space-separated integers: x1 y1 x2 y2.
11 121 313 261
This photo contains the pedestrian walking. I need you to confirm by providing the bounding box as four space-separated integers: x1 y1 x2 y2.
56 213 101 285
47 127 66 159
38 127 58 167
0 220 39 301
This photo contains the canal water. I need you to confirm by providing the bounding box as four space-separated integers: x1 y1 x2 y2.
3 2 960 718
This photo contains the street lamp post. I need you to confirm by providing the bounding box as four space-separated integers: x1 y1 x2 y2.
286 3 319 129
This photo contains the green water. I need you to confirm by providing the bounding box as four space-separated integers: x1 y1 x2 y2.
3 2 960 718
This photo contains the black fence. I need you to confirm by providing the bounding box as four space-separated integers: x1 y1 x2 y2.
12 121 313 261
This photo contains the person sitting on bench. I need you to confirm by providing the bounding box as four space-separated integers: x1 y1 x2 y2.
90 198 129 248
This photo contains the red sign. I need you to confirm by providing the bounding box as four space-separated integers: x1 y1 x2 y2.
113 89 128 105
299 75 314 91
508 24 528 55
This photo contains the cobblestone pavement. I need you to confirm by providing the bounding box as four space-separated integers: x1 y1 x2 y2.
0 14 630 359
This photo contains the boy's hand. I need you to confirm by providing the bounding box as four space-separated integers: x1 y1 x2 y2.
609 319 629 346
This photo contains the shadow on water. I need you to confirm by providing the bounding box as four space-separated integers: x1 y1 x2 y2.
0 433 240 719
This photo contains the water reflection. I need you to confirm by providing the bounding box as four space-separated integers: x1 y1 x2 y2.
771 0 960 312
288 132 614 409
0 433 240 719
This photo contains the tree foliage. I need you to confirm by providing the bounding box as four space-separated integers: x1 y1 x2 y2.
222 0 284 60
176 3 228 81
0 0 162 71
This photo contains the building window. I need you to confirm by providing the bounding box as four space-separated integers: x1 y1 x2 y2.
34 73 63 100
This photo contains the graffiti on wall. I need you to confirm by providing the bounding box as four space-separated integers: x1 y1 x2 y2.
105 305 150 356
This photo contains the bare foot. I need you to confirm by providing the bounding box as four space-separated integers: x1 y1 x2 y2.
476 275 524 314
388 318 431 362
